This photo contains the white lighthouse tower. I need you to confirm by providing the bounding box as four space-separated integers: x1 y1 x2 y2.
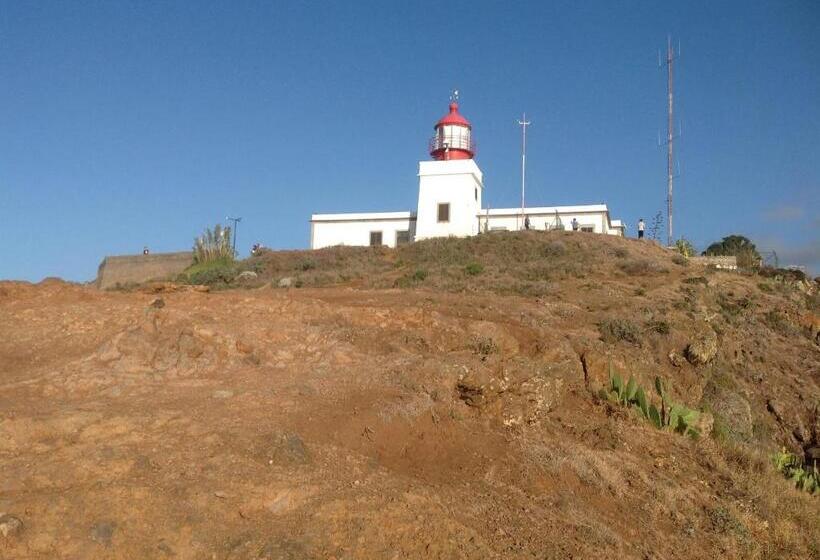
414 94 484 240
309 92 626 249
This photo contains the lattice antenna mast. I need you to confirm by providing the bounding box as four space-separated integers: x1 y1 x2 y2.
659 35 679 247
517 114 531 230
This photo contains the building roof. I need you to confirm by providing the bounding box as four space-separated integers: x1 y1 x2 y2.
435 102 471 129
484 204 610 215
311 211 416 222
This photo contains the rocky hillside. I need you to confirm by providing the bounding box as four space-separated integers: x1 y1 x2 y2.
1 231 818 559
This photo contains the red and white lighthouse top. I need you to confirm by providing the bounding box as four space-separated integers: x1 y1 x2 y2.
429 96 474 160
436 102 472 129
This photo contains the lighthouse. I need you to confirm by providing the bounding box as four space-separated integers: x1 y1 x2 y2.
415 95 484 240
308 92 625 249
429 97 474 161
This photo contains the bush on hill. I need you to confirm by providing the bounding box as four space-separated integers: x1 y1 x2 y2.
703 235 761 269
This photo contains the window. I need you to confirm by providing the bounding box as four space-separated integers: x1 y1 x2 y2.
437 203 450 223
369 231 383 246
580 226 595 233
395 230 411 246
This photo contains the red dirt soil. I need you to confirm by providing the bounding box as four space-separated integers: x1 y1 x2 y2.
1 234 818 559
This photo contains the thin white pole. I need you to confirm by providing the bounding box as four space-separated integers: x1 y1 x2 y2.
517 114 530 230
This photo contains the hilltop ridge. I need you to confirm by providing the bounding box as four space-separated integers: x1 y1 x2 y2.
1 231 818 559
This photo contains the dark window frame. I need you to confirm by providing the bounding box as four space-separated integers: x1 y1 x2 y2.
437 203 450 223
369 230 383 247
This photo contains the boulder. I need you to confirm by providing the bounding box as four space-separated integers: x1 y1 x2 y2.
236 270 258 281
766 399 785 423
278 277 293 288
793 420 809 443
0 514 23 538
456 359 570 427
456 368 507 409
702 385 752 441
685 324 718 365
668 351 686 368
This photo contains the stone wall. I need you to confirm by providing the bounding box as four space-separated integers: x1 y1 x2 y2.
96 252 194 289
690 255 738 270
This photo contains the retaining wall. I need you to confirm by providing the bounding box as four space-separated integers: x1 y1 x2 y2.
689 256 738 270
96 252 194 289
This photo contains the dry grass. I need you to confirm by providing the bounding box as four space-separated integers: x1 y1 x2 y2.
246 230 676 297
711 442 820 559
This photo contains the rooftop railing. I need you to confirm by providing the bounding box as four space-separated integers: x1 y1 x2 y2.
429 134 475 153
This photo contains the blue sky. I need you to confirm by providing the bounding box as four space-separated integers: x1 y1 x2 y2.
1 1 818 281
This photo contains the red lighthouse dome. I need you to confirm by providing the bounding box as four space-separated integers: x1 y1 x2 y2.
429 95 474 160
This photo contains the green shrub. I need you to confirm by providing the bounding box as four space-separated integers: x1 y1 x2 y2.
299 260 316 271
717 293 755 320
600 365 700 438
599 318 642 346
464 262 484 276
773 449 819 495
193 224 234 263
394 268 428 288
762 310 795 336
757 282 773 293
184 257 237 286
646 319 670 335
671 254 688 266
703 234 761 269
675 238 695 257
470 336 498 356
651 377 700 437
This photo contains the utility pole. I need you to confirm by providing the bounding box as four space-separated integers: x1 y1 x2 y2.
517 114 530 230
661 35 677 247
226 216 242 256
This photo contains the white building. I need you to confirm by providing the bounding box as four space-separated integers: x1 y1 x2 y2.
310 98 624 249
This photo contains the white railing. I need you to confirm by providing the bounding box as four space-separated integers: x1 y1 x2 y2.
429 134 475 153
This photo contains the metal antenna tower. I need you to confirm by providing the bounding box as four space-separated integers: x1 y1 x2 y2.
660 35 679 247
517 114 531 230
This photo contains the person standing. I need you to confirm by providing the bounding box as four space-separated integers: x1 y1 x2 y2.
637 218 645 239
524 215 531 230
571 218 579 231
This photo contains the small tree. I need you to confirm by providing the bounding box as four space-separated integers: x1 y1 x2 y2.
703 235 761 269
675 238 695 257
193 224 234 264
